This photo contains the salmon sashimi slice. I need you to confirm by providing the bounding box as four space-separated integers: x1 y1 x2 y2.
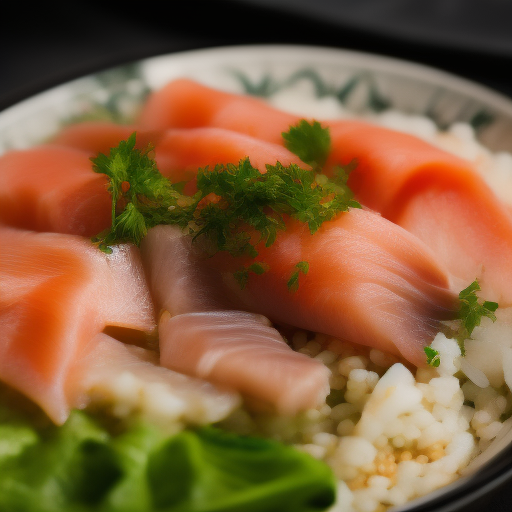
203 208 458 367
140 224 239 316
0 145 111 236
158 310 331 415
140 225 331 414
324 120 480 214
71 333 240 426
325 120 512 304
390 174 512 304
154 127 309 187
50 120 162 156
138 77 512 305
0 227 156 424
137 78 299 144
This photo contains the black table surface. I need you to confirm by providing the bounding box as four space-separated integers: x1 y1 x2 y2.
1 1 512 510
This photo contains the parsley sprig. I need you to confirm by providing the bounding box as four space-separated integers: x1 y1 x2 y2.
193 158 360 258
282 120 331 172
91 133 189 251
424 347 441 367
91 127 359 290
283 119 359 202
424 279 499 366
455 280 498 355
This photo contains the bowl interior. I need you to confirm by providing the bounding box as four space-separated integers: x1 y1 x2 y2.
2 44 512 512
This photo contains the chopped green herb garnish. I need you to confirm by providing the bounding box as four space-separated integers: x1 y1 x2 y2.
458 280 499 336
331 160 358 187
282 120 331 171
193 158 359 256
424 347 441 367
92 131 359 290
427 280 499 366
455 280 498 355
430 279 500 364
287 261 310 292
91 133 187 251
233 262 269 289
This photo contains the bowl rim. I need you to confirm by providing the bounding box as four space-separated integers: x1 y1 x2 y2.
3 43 512 123
138 43 512 108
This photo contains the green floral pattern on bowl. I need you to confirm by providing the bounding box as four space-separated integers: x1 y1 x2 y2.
1 45 512 154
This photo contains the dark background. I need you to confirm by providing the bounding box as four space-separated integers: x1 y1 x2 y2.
2 0 512 111
1 1 512 510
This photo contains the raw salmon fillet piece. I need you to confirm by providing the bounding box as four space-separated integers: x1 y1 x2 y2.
0 145 111 236
154 127 309 188
140 224 238 316
139 78 512 305
50 120 162 156
0 121 306 236
326 120 512 304
203 208 458 367
141 214 456 373
140 225 331 414
137 78 299 144
158 310 331 415
0 226 156 424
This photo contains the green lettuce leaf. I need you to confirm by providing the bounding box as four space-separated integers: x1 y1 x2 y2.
146 427 336 512
0 404 336 512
